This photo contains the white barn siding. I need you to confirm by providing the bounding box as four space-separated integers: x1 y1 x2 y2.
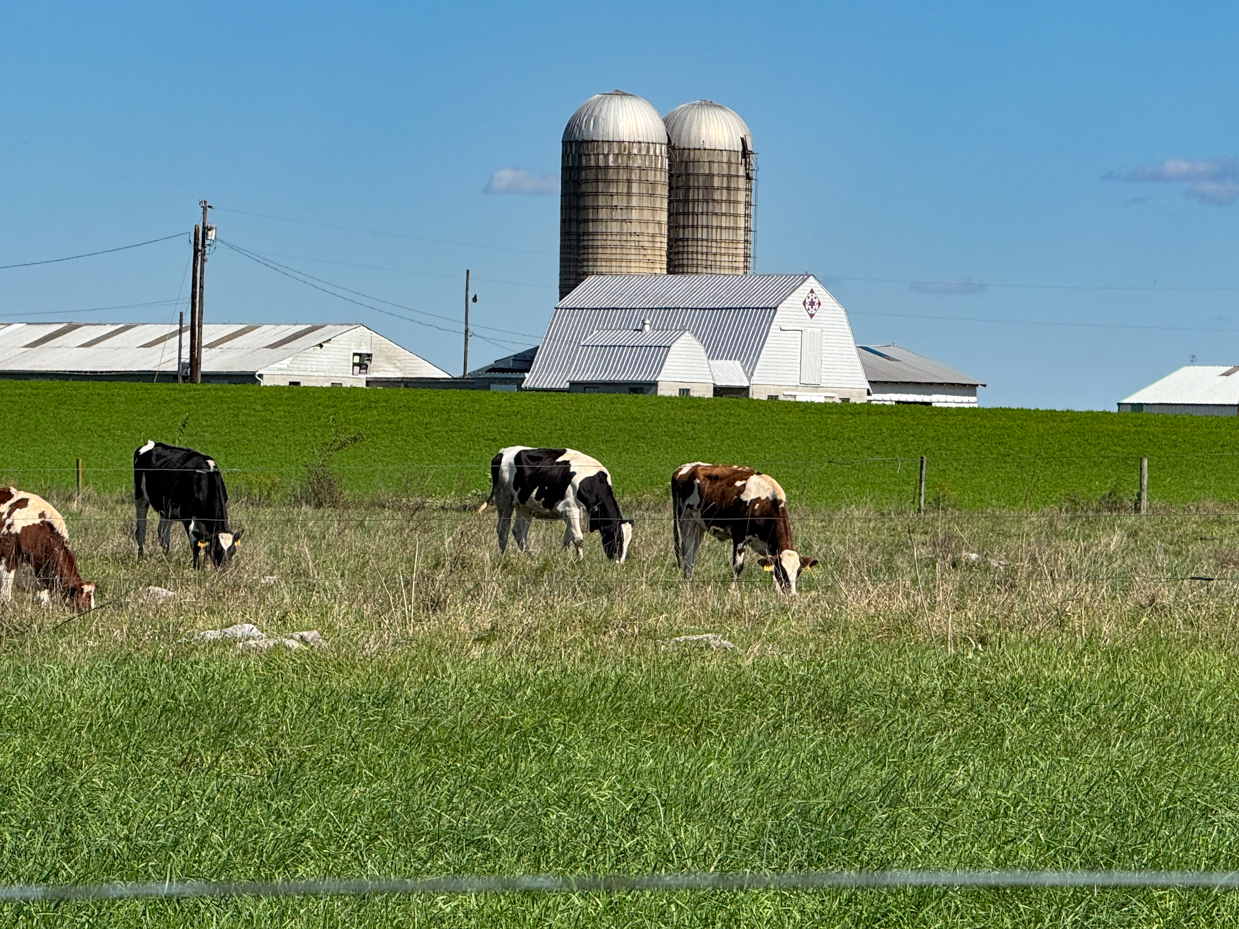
258 327 448 386
657 334 713 386
869 384 979 407
749 279 869 400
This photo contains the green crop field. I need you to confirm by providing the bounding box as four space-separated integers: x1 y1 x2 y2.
4 380 1239 510
5 381 1239 926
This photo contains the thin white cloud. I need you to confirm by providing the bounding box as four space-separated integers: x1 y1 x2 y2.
484 167 558 195
910 278 987 296
1108 157 1239 207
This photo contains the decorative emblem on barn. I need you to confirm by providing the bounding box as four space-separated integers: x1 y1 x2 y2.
803 289 821 318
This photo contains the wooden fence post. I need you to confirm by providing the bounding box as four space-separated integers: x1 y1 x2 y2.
917 456 926 515
1138 457 1148 515
75 458 82 507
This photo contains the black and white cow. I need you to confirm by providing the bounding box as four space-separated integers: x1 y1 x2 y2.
133 441 243 568
479 446 632 561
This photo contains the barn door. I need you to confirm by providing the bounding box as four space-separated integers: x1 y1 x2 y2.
800 329 822 385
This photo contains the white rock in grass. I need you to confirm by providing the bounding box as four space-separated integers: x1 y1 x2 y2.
236 630 327 652
194 623 264 642
959 553 982 565
289 630 326 648
141 586 177 602
259 576 280 586
669 633 735 650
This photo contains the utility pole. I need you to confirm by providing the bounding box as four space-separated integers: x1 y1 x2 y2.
462 269 470 378
177 311 184 383
193 200 213 383
188 225 200 383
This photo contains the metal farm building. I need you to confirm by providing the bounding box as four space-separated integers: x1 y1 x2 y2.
559 91 669 299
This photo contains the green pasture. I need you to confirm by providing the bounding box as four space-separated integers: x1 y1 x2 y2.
4 380 1239 509
4 641 1239 927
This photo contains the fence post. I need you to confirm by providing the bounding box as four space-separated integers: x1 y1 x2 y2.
1137 457 1148 515
917 456 926 515
75 458 82 507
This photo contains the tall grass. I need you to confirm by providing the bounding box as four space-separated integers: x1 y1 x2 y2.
1 491 1239 924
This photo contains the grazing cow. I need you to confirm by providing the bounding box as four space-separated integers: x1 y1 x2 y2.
479 446 633 562
134 440 243 568
0 488 95 611
671 462 817 594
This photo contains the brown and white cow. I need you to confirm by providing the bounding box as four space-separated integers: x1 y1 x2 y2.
0 488 95 611
671 463 817 594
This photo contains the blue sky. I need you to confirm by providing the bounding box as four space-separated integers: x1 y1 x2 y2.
2 1 1236 409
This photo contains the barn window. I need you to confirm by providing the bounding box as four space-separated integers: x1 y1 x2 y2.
678 388 691 397
628 386 645 394
352 352 372 376
288 381 301 387
330 382 343 387
767 395 779 401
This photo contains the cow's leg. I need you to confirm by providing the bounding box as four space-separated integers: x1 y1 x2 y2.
512 511 533 553
0 563 14 603
157 516 173 553
562 508 585 560
680 523 704 579
134 498 149 558
729 541 747 590
186 520 202 568
496 497 514 553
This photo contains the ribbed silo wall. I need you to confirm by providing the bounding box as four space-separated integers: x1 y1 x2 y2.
559 140 669 300
667 147 753 275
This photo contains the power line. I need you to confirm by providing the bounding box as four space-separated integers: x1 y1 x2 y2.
0 299 186 319
247 249 556 290
0 233 186 272
834 275 1239 294
213 206 554 257
219 240 540 342
848 309 1239 335
218 241 533 351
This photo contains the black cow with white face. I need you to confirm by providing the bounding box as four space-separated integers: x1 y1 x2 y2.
133 440 243 568
479 446 632 562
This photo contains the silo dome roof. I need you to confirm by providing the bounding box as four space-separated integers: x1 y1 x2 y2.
664 100 753 152
563 91 668 144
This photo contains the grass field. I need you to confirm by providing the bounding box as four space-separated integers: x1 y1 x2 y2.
5 380 1239 509
0 485 1238 925
5 382 1239 925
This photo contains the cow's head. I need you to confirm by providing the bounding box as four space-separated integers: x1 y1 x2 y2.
68 581 95 613
201 528 244 567
759 550 818 594
599 519 634 563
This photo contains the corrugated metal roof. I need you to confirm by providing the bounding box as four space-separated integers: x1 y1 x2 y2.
558 273 807 309
527 307 775 390
1121 365 1239 405
0 322 358 374
664 100 753 152
858 344 985 387
562 91 668 144
580 328 689 347
567 330 703 384
708 359 749 387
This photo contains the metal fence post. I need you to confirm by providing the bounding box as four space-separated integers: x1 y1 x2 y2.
917 456 926 515
1138 457 1148 515
75 458 83 507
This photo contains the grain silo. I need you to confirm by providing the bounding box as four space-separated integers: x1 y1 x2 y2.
664 100 755 275
559 91 669 299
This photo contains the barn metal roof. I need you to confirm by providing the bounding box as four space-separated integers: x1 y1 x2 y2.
858 344 985 387
567 333 696 384
708 359 749 387
1121 365 1239 405
527 274 809 390
0 322 359 375
557 273 808 309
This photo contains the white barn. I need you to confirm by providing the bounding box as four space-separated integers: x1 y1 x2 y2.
524 273 871 400
858 344 984 406
0 322 448 386
1119 365 1239 415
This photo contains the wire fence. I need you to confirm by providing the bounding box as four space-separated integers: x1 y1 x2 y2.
6 869 1239 903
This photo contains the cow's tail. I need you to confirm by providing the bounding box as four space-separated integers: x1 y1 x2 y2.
475 492 493 515
477 452 502 514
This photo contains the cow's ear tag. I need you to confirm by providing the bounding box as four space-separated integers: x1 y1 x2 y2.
762 563 774 572
197 541 207 549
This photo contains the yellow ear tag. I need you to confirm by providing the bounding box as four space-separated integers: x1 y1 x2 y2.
232 541 240 548
762 564 774 572
197 541 207 549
